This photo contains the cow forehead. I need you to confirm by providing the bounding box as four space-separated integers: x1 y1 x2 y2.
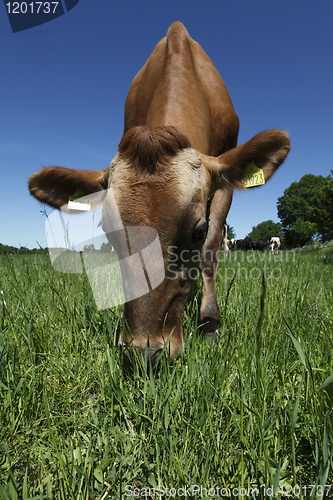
108 147 210 205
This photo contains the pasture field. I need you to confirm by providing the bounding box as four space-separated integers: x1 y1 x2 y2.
0 245 332 499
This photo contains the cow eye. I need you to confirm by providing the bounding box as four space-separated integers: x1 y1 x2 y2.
191 219 208 245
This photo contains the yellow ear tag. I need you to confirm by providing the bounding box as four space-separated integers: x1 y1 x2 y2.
243 160 265 188
68 188 91 211
69 188 86 201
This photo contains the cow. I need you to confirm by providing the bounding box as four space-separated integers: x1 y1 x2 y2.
222 223 229 252
270 237 281 252
236 239 253 251
226 239 236 250
28 22 290 363
251 239 269 251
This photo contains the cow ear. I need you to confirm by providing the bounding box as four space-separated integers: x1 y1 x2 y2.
28 166 110 209
200 129 290 192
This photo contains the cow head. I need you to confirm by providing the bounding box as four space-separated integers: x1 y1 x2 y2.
29 126 289 363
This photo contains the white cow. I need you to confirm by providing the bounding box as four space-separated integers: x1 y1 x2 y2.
227 238 236 250
222 223 229 252
270 237 281 252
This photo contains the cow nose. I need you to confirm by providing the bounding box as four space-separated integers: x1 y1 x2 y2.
118 331 183 366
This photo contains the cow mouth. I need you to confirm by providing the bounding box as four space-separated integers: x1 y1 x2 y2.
118 327 182 366
119 341 165 367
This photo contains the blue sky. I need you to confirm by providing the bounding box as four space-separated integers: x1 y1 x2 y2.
1 0 333 248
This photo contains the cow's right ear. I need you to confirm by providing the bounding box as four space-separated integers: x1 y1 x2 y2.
200 129 290 192
28 166 110 209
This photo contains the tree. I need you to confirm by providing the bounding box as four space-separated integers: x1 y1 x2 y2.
246 220 283 241
277 173 333 247
227 225 236 239
0 243 48 254
101 242 113 252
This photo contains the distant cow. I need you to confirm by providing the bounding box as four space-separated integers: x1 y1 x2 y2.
222 223 229 252
226 238 236 250
236 239 253 251
251 239 269 251
28 22 290 363
270 237 281 252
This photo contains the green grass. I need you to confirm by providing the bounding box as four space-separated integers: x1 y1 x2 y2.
0 248 332 499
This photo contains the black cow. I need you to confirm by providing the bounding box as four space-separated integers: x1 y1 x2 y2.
236 239 252 251
250 239 269 251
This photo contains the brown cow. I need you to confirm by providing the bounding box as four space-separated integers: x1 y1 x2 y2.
29 22 290 363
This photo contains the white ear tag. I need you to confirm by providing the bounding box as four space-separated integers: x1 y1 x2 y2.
68 200 92 211
68 188 91 211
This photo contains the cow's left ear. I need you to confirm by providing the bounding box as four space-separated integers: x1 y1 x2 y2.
200 129 290 192
29 166 110 209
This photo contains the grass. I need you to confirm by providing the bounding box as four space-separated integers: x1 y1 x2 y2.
0 247 332 499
